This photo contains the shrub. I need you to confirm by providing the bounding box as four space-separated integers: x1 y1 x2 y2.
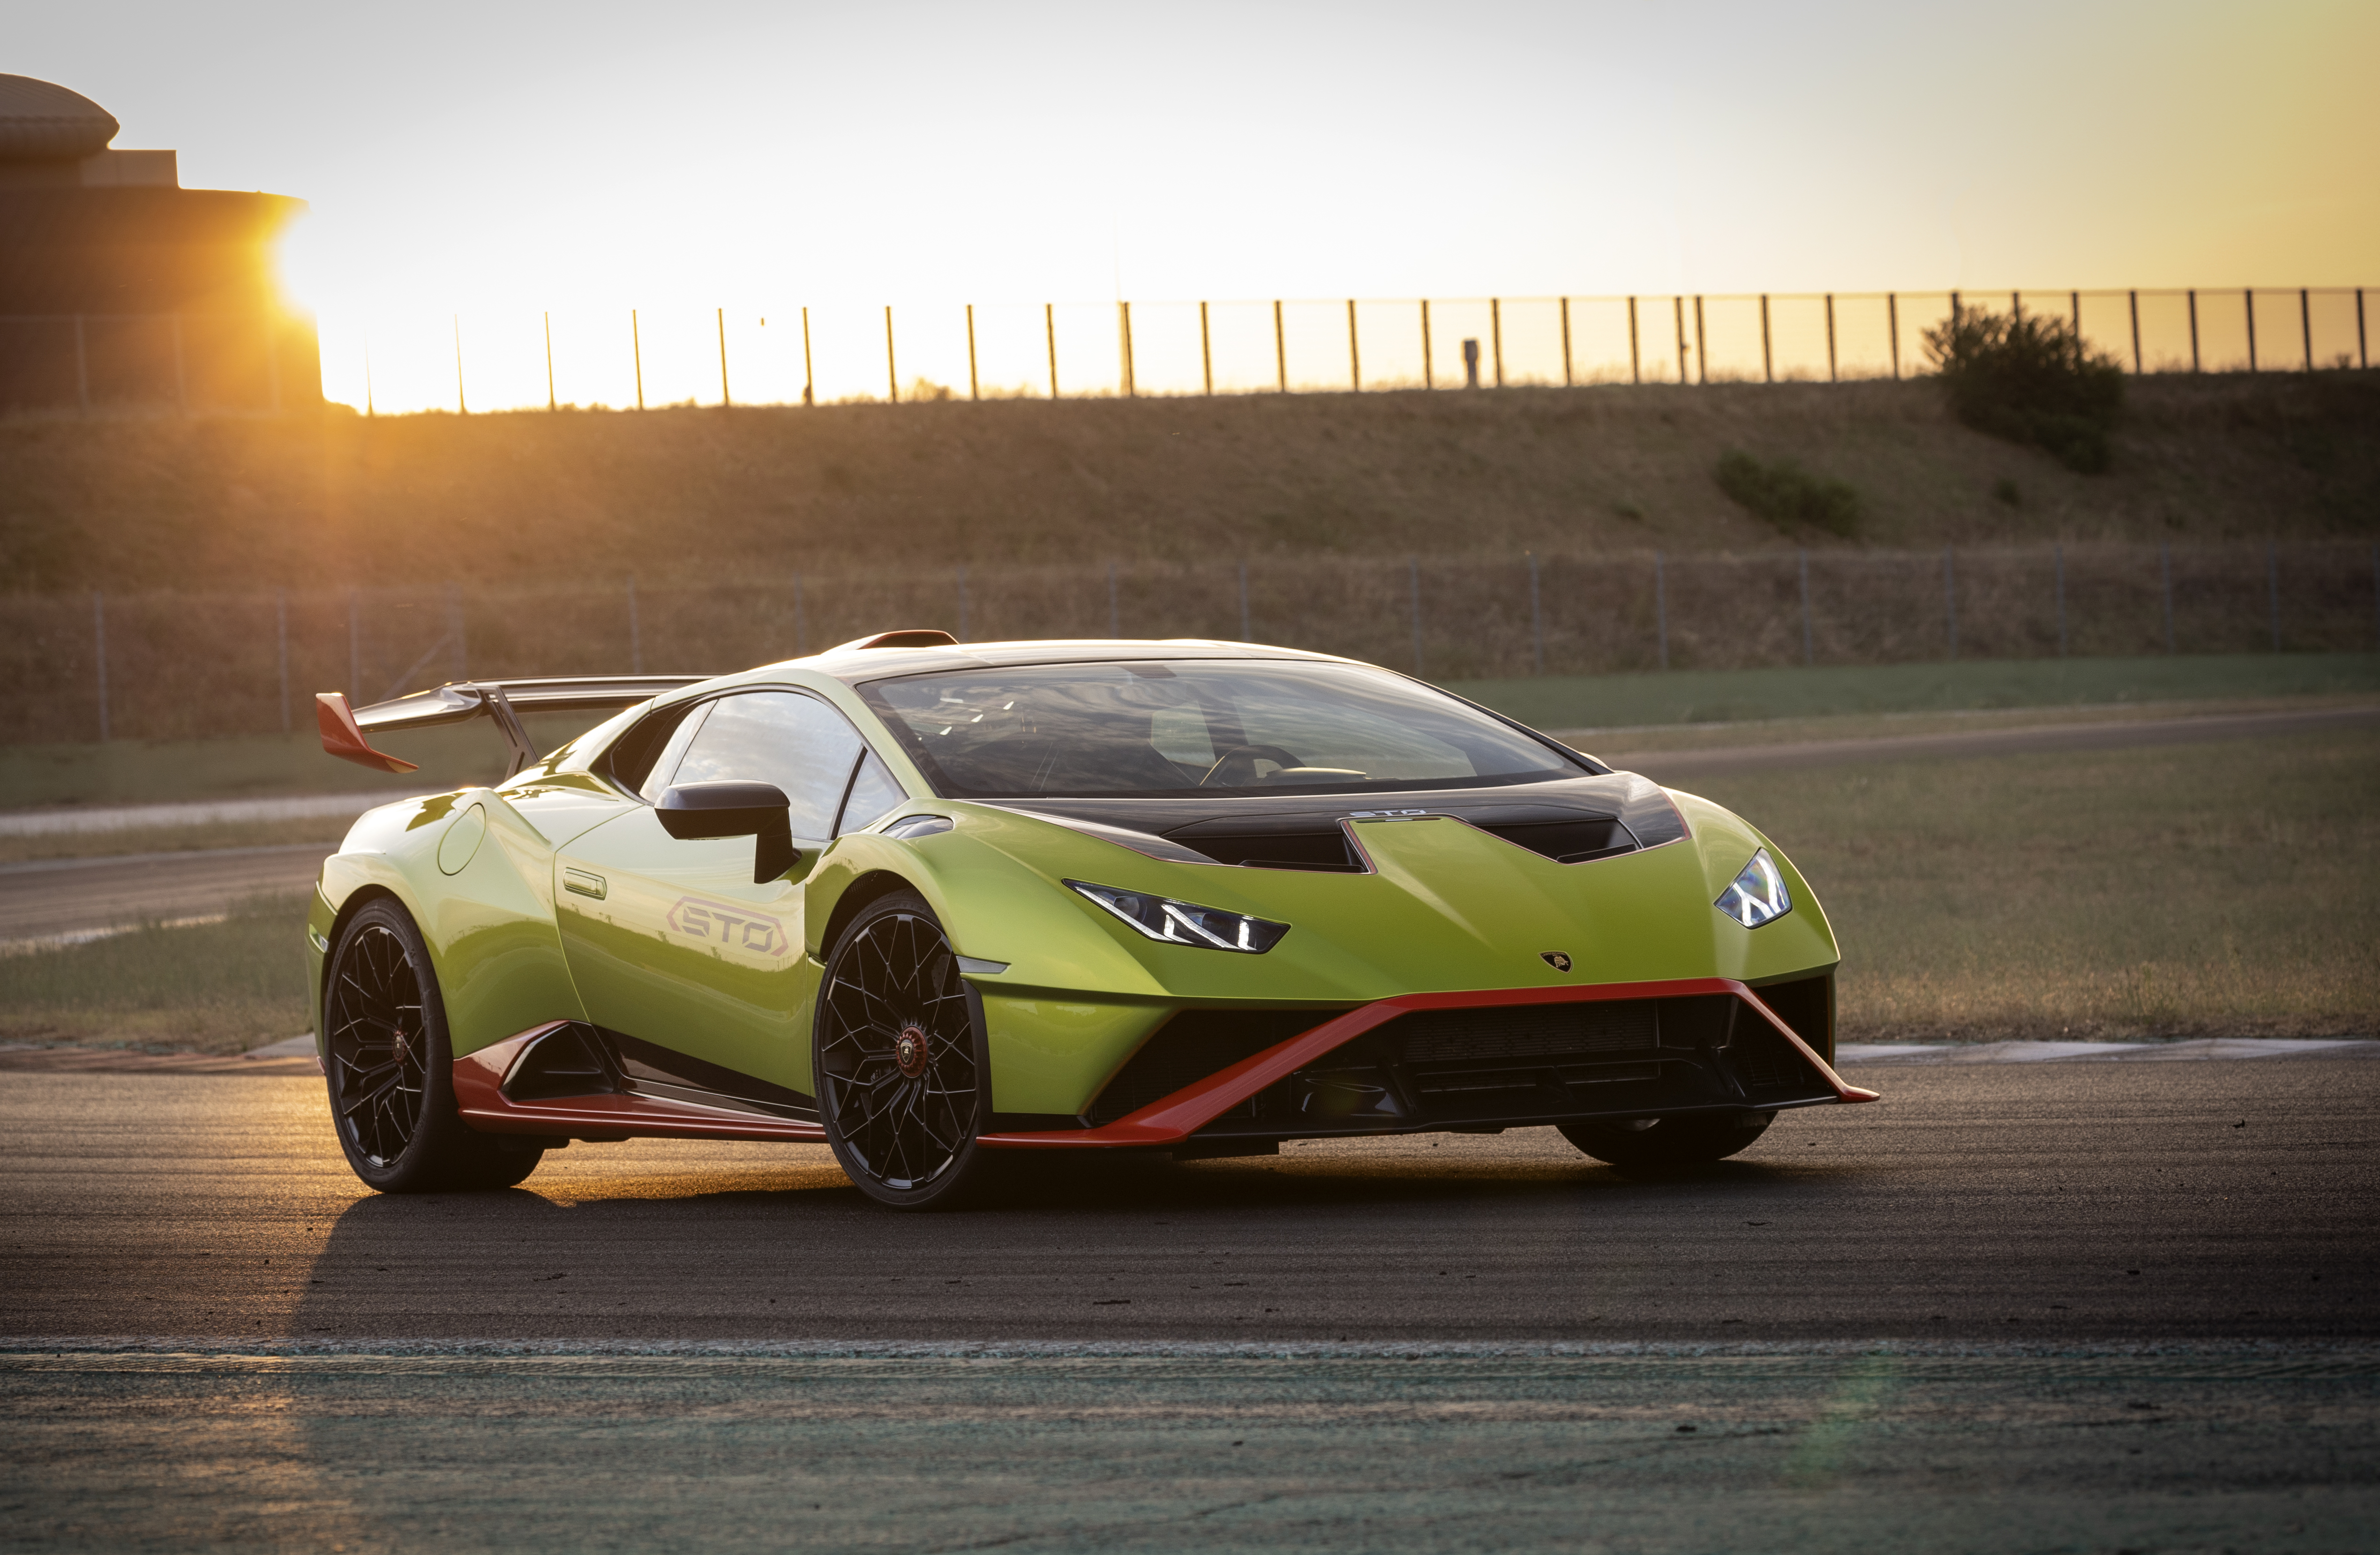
1923 307 2125 473
1712 450 1861 537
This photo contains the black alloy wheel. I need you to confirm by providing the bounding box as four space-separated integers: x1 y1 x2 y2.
1559 1111 1774 1170
323 898 544 1193
815 891 996 1209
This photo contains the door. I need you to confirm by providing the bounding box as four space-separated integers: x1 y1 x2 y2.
555 689 908 1099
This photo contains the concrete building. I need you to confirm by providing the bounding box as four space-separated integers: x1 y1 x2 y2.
0 74 320 414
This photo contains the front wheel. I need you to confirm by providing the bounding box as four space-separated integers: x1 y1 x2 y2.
323 897 544 1193
1560 1111 1773 1169
815 890 1002 1209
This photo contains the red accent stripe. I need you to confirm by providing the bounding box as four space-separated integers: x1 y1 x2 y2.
976 977 1875 1151
451 1025 828 1142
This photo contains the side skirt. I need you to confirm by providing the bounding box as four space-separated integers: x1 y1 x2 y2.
453 1023 828 1143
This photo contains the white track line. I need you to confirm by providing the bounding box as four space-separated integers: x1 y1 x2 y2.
1838 1038 2376 1065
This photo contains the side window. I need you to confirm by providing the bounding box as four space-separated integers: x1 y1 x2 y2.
662 691 864 840
835 751 908 835
632 702 714 803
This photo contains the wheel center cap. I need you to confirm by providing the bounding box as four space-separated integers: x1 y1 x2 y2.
894 1024 931 1079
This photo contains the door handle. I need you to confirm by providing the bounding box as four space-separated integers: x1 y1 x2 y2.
563 867 607 900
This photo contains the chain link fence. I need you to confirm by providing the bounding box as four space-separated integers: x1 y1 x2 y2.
9 541 2377 746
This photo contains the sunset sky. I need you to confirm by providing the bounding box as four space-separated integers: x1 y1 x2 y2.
15 0 2374 408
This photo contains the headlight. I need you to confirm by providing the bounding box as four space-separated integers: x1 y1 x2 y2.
1715 848 1792 928
1066 880 1290 954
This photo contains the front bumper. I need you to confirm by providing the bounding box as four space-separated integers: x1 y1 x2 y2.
976 977 1877 1150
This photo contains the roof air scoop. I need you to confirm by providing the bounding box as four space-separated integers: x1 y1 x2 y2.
831 630 962 651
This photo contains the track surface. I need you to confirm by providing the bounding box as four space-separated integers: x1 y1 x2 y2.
6 1059 2372 1345
9 704 2373 945
8 1059 2375 1549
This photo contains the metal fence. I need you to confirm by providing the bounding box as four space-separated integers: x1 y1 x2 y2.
299 287 2377 418
10 541 2377 746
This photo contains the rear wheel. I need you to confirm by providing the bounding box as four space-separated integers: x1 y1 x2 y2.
1560 1112 1773 1169
815 890 1001 1209
323 898 544 1193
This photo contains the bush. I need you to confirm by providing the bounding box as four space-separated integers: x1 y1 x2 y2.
1712 450 1861 537
1923 307 2125 473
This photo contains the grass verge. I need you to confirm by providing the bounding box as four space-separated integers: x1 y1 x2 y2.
1450 652 2380 732
0 894 312 1056
1689 724 2379 1041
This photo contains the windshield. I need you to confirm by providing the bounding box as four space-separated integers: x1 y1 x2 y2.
856 659 1582 799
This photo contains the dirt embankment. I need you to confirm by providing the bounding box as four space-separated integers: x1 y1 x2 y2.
2 371 2373 593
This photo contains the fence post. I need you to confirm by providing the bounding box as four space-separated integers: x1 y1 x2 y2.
718 307 731 406
1824 294 1836 383
1944 548 1958 659
1346 300 1359 391
1674 297 1688 382
1654 551 1669 670
967 304 979 401
2129 291 2141 374
1887 293 1899 379
347 589 361 696
1693 296 1707 384
544 311 557 410
2267 542 2282 651
2359 288 2368 369
1798 549 1813 664
2188 291 2200 372
2246 290 2259 372
632 310 646 410
1490 299 1503 388
1107 562 1120 637
453 315 467 414
2054 544 2067 657
794 571 806 656
1119 301 1135 398
1627 296 1640 384
2301 288 2313 370
1238 562 1251 642
1047 304 1060 399
1528 552 1544 674
91 591 108 741
1273 300 1287 392
2161 542 2176 652
1559 298 1573 387
1201 301 1213 395
800 307 813 406
627 579 642 673
276 589 291 732
885 306 899 402
1419 300 1433 390
1760 294 1773 383
956 566 969 641
1408 557 1424 676
2069 292 2081 369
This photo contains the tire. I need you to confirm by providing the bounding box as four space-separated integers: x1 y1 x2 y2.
323 897 545 1193
1559 1111 1773 1169
814 889 1002 1210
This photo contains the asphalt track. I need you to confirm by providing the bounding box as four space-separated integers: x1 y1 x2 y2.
5 1058 2376 1548
3 1057 2376 1549
7 702 2372 947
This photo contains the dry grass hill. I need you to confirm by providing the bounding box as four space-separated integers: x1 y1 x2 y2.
1 371 2374 593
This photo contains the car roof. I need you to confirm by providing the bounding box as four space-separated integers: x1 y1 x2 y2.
795 638 1355 684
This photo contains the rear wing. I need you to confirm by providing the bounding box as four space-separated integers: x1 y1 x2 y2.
317 676 711 779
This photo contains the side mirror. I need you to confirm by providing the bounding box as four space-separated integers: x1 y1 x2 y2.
657 781 800 884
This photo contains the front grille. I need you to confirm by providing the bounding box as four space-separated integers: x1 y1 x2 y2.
1391 1001 1657 1063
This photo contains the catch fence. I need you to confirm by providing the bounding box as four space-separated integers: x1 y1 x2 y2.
8 541 2377 746
315 286 2373 418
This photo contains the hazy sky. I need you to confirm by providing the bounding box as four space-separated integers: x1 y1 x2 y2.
15 0 2374 318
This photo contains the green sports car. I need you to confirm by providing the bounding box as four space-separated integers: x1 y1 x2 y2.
308 632 1873 1208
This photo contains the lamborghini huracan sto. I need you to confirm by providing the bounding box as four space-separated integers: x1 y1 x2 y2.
308 632 1874 1208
